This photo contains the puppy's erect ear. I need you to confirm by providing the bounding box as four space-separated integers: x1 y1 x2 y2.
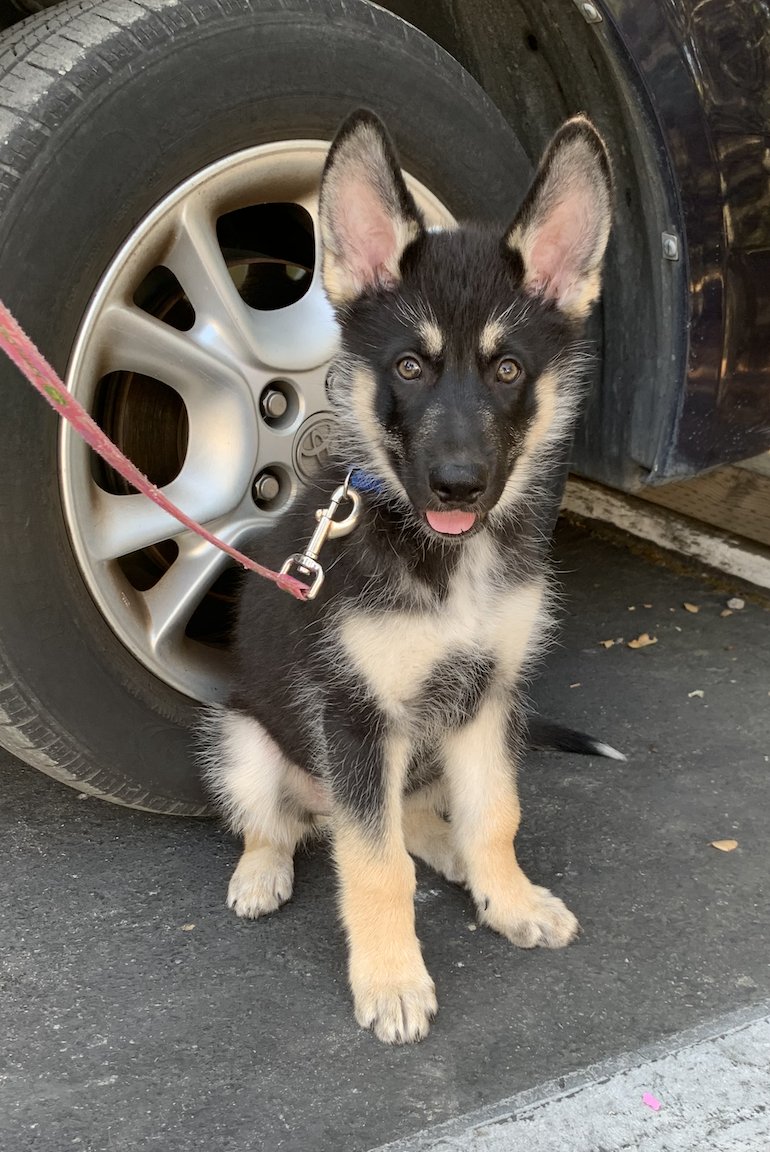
319 109 424 307
505 116 612 319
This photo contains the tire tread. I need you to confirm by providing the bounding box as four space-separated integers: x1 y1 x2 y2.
0 669 207 814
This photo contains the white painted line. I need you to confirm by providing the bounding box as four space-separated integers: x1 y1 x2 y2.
373 1005 770 1152
562 478 770 591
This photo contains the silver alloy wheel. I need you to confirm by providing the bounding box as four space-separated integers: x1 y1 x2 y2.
60 141 453 704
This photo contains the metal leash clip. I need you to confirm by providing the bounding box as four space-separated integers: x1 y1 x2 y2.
280 475 363 601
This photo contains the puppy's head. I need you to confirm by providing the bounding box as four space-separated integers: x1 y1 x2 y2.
319 109 612 540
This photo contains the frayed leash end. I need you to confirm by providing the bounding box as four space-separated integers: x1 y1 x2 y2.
275 571 311 600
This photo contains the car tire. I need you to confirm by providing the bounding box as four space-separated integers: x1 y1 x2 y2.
0 0 539 812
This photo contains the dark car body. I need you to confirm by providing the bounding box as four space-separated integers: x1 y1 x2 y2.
603 0 770 480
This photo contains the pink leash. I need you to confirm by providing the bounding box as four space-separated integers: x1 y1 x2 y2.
0 299 310 600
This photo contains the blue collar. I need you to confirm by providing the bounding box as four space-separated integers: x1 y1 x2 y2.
348 468 386 495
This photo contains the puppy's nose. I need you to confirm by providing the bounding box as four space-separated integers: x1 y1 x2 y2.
429 462 487 505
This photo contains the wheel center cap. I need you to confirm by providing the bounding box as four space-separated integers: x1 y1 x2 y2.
293 412 336 482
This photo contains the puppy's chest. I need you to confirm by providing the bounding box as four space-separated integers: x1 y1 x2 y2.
338 570 544 717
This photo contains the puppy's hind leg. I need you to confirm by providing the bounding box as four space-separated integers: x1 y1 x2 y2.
228 830 297 920
201 708 308 919
403 783 466 885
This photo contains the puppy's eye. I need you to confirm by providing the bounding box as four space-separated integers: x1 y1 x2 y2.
396 355 423 381
496 358 522 384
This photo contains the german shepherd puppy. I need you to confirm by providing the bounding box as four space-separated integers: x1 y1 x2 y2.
203 109 613 1044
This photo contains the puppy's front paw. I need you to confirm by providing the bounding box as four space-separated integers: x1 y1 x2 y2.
227 847 294 919
481 884 579 949
352 965 438 1044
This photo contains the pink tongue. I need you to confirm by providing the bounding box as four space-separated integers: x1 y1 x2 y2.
426 510 478 535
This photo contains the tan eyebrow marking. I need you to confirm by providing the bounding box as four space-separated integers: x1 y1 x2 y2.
479 318 508 359
417 319 444 358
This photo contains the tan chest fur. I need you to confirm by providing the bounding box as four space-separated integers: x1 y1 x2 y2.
338 537 547 715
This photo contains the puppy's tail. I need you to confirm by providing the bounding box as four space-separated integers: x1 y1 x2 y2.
527 718 626 761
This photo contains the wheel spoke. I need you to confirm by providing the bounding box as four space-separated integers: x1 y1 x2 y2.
163 192 338 373
250 263 339 371
98 304 247 397
166 198 261 362
88 471 241 561
144 532 236 656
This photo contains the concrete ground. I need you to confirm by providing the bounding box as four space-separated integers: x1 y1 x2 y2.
2 521 769 1152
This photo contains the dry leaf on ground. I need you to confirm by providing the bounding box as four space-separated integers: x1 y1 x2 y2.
720 609 733 618
600 639 615 648
627 633 657 649
727 598 745 610
683 602 700 613
709 839 738 852
180 923 196 931
688 689 704 698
